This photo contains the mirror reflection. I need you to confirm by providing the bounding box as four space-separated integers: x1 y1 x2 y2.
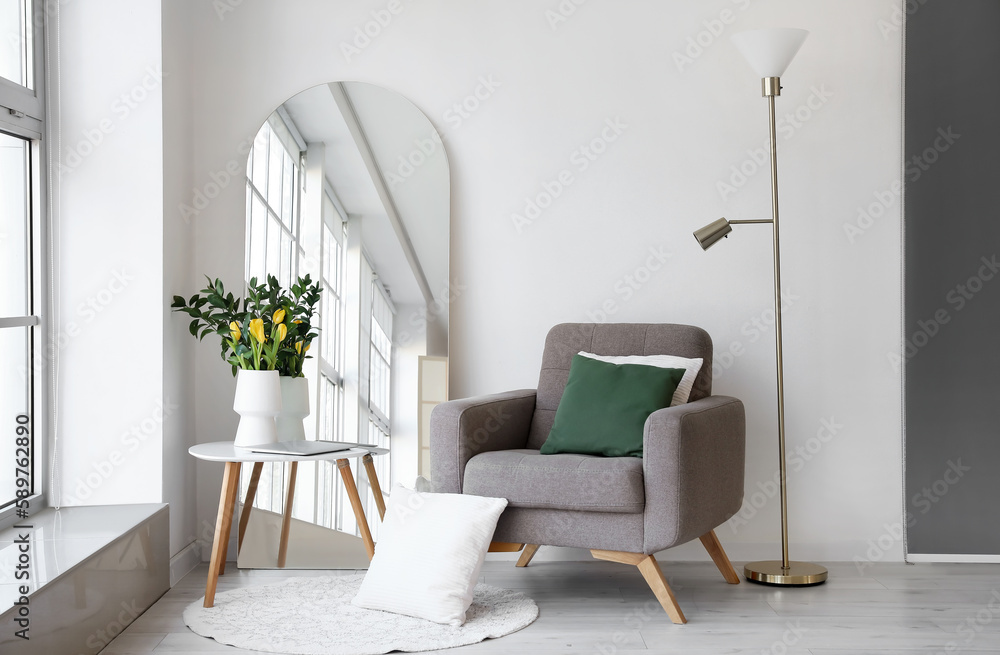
237 82 449 568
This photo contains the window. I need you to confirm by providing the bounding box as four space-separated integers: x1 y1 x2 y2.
317 200 345 445
316 195 346 530
0 0 33 90
0 0 45 526
365 278 393 530
0 133 34 511
244 113 392 540
244 115 303 519
246 118 300 287
368 279 392 434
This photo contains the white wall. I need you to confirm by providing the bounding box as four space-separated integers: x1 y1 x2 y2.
48 1 201 571
52 1 165 508
158 0 905 563
161 2 199 564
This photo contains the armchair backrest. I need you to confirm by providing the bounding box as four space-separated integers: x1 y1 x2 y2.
526 323 714 449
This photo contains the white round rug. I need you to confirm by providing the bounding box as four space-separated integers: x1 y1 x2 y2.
183 573 538 655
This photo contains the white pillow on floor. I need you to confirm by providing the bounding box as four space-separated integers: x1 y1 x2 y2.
352 485 508 626
578 351 703 406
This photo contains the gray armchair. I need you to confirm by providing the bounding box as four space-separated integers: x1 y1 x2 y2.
430 323 745 624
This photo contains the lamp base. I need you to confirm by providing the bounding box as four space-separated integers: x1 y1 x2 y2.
744 561 828 586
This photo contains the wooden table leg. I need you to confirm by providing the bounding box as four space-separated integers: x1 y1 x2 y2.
337 459 375 560
277 461 298 568
217 462 241 576
205 461 241 608
362 453 386 521
238 462 263 551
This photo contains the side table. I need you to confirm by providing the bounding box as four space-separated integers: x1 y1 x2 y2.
188 441 388 607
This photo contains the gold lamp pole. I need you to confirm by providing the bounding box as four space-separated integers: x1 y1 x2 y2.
693 28 827 586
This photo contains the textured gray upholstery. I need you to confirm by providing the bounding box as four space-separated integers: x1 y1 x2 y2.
429 390 535 494
526 323 713 449
429 323 744 555
492 507 644 552
642 396 745 552
463 449 645 513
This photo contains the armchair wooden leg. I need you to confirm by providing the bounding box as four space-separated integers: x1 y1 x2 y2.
591 549 686 624
516 544 540 567
488 542 524 552
699 529 740 584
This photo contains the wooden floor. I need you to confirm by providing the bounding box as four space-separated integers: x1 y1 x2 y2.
101 560 1000 654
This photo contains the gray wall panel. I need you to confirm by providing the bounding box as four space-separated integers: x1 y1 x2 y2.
905 0 1000 555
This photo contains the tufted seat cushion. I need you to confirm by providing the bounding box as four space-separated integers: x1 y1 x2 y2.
462 449 645 514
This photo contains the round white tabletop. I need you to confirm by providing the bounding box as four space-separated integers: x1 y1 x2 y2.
189 441 388 463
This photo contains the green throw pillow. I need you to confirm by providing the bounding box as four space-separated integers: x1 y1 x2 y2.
540 354 685 458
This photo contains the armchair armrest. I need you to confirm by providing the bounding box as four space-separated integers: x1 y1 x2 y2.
642 395 746 553
429 389 537 493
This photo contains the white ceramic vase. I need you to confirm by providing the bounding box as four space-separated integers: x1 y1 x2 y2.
233 369 282 448
276 376 310 442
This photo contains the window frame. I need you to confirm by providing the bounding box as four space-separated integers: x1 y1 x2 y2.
245 118 301 288
0 0 48 531
367 277 392 434
0 0 43 128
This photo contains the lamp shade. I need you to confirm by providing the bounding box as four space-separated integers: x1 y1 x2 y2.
693 218 732 250
731 28 808 78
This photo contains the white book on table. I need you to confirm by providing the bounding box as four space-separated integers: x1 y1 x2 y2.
248 440 364 456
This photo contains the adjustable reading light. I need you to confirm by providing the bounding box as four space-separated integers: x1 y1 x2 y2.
693 28 827 587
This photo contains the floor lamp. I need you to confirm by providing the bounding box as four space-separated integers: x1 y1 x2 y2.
693 28 828 586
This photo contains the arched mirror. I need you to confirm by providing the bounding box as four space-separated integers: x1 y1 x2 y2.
237 82 449 568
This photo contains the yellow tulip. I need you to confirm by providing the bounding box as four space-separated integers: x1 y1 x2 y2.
229 321 241 342
276 323 288 343
294 320 302 324
273 308 286 324
305 343 311 352
295 341 302 354
249 318 266 344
